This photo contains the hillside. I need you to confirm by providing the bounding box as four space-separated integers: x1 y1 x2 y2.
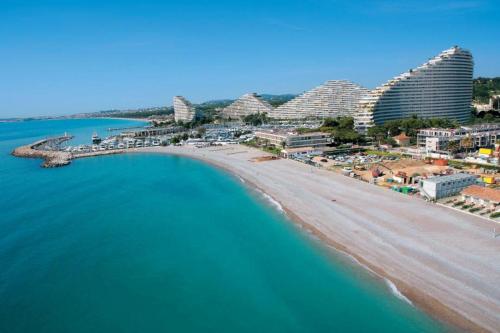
473 77 500 103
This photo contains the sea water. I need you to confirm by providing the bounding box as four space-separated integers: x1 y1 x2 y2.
0 119 450 332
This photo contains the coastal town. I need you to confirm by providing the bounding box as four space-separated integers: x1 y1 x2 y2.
11 46 500 332
5 0 500 333
15 47 500 223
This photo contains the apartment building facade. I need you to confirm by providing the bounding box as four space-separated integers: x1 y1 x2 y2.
173 96 196 122
356 46 474 133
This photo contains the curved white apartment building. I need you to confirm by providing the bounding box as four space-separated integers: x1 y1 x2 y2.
173 96 196 122
355 46 473 133
270 80 370 119
221 93 274 119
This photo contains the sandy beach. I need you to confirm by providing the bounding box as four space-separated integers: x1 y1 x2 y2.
137 145 500 333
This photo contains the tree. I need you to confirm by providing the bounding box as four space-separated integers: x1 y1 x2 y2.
447 140 460 154
242 113 269 126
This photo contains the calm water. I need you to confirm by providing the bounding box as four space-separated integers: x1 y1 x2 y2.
0 119 450 332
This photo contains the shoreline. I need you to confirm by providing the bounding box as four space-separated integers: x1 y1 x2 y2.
10 142 500 332
86 116 152 123
133 146 499 333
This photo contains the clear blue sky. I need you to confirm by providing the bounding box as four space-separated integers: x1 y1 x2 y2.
1 0 499 117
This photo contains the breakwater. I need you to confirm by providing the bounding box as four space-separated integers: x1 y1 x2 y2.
12 136 126 168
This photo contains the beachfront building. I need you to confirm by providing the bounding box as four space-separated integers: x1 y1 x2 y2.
392 133 411 146
461 185 500 210
255 130 331 149
173 96 196 122
420 173 477 200
221 93 274 119
417 124 500 153
269 80 370 120
355 46 474 133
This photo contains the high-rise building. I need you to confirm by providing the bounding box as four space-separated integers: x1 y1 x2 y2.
221 93 274 119
270 80 370 119
173 96 196 122
355 46 474 133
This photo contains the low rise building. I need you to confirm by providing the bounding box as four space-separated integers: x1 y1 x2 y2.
420 173 477 200
417 124 500 153
254 130 331 149
461 185 500 210
393 133 411 146
281 146 324 159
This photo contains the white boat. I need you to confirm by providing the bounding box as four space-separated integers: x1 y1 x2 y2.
92 131 102 144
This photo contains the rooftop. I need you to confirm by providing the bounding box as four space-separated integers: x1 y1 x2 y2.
423 173 477 184
393 132 410 140
255 130 329 137
462 185 500 203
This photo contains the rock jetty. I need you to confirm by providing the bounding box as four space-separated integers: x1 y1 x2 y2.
12 136 129 168
12 136 73 167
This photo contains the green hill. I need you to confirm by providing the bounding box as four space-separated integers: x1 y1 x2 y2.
473 77 500 103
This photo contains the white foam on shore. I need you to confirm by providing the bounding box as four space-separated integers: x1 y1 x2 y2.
255 189 285 214
385 278 413 305
324 244 414 306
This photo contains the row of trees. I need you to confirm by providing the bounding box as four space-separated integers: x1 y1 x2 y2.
367 116 459 144
296 115 465 147
242 113 270 126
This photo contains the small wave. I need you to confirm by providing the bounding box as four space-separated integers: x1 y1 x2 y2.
256 190 284 213
325 245 414 307
385 279 413 305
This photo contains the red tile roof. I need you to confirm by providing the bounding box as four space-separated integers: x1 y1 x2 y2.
393 133 410 140
462 185 500 203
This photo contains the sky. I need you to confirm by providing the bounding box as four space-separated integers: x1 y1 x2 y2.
1 0 499 118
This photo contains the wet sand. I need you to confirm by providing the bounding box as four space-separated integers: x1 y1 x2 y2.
140 145 500 333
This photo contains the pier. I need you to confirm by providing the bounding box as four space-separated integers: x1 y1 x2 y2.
12 136 74 167
12 136 129 168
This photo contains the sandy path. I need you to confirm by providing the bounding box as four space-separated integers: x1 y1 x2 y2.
140 145 500 333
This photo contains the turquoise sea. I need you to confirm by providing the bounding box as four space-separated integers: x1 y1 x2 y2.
0 119 450 332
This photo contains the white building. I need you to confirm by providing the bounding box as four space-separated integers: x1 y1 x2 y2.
417 124 500 153
420 173 477 200
356 46 474 133
255 130 331 149
173 96 196 122
270 80 370 119
473 95 500 113
221 93 274 119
